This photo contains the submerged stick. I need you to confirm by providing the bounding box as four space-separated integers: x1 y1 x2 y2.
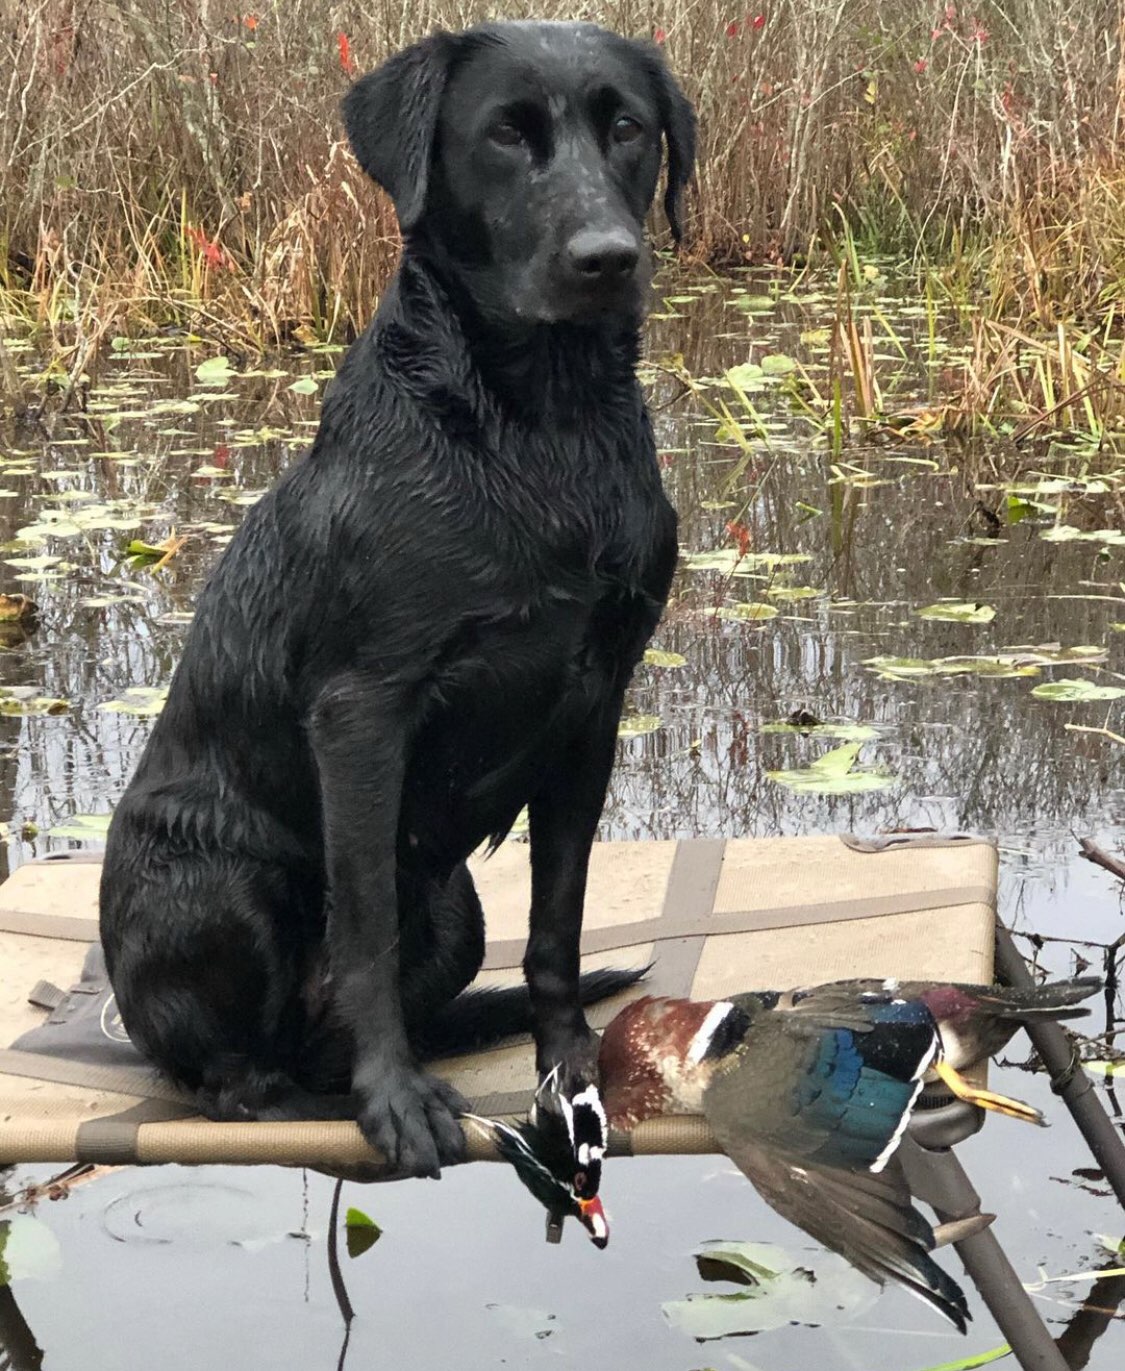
1078 838 1125 885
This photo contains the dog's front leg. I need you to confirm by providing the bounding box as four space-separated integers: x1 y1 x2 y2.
524 699 624 1092
310 673 466 1177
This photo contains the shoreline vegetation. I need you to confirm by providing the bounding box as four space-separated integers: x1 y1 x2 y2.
4 2 1125 437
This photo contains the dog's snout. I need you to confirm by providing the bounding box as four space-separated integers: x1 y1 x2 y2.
565 228 640 285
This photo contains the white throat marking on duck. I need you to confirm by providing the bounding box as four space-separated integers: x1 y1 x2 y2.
687 1000 737 1063
570 1083 608 1161
869 1026 942 1173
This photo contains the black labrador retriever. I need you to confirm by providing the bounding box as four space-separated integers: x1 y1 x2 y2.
99 20 695 1178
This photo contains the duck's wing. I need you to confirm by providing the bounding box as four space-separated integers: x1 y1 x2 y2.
712 1131 970 1333
703 1004 938 1172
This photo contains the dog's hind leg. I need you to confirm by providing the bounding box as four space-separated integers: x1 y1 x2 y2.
399 862 486 1026
196 1066 357 1122
102 849 332 1120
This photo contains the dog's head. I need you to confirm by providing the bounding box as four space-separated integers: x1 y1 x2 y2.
343 21 695 327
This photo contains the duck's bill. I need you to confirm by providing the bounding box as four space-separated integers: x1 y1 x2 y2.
578 1195 610 1249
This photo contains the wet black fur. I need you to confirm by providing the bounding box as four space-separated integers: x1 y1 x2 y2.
98 21 695 1178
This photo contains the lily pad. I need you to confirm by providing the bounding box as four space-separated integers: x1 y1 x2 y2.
663 1241 873 1340
0 688 69 716
644 649 687 668
288 377 319 395
717 602 778 622
767 742 894 794
99 686 168 716
195 356 235 386
765 585 824 601
618 714 662 738
0 1216 63 1287
1040 525 1125 546
724 363 764 391
761 720 878 742
682 547 743 572
1031 678 1125 702
3 555 62 572
865 655 1040 681
916 602 997 624
49 812 113 840
344 1206 382 1259
760 353 797 376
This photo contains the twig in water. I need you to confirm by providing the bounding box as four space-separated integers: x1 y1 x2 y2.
1078 837 1125 884
327 1178 355 1371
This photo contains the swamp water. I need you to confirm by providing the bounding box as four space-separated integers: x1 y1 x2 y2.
1 267 1123 1370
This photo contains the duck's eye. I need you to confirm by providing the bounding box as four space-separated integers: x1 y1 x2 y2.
613 115 643 143
574 1170 587 1192
489 120 525 148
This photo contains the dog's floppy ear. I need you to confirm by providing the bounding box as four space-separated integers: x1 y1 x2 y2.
342 32 457 231
645 52 696 244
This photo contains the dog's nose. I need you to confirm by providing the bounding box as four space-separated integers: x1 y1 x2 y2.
565 228 640 284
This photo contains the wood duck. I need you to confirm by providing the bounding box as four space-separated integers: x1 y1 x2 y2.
592 974 1100 1329
478 975 1099 1300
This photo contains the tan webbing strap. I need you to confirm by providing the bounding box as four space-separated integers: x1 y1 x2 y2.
626 1114 721 1156
481 881 993 969
640 838 727 999
0 1048 189 1103
0 909 98 941
75 1099 198 1164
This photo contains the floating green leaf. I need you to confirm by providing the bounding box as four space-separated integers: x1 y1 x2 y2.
681 548 743 572
195 356 235 385
761 720 878 742
1031 678 1125 702
81 594 146 608
618 714 662 738
767 742 894 794
662 1241 873 1340
682 548 812 573
3 555 61 572
865 654 1038 681
724 363 764 391
736 552 813 569
718 602 778 622
344 1206 382 1259
49 812 112 839
0 1216 63 1288
644 649 687 668
288 377 319 395
916 602 997 624
1040 525 1125 546
0 688 69 716
765 585 824 601
760 353 797 376
99 686 168 716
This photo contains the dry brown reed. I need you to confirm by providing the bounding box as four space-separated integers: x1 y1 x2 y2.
2 1 1125 347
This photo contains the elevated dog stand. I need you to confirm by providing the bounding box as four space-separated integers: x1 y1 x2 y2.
1 835 1123 1370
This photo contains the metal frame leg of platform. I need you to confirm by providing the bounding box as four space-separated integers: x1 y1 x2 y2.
993 922 1125 1211
900 1129 1069 1371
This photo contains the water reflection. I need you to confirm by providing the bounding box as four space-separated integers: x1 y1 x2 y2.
1 268 1124 1367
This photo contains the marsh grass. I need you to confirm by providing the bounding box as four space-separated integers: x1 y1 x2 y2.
2 2 1125 363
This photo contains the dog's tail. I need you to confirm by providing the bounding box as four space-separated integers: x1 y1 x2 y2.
411 966 648 1061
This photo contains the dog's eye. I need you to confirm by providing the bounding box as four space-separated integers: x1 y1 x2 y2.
489 120 526 149
612 115 643 144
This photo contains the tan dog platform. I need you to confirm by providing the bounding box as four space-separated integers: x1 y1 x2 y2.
0 834 996 1171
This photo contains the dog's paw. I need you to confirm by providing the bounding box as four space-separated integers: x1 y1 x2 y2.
355 1062 468 1178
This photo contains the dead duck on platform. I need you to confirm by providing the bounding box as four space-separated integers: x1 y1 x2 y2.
481 974 1100 1332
